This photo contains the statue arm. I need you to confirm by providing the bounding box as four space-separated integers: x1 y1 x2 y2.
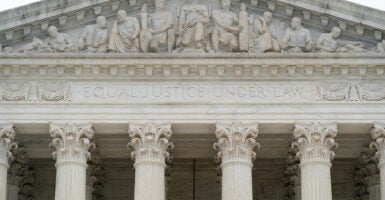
213 12 239 33
95 31 108 47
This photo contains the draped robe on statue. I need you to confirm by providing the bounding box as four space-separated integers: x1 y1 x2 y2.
108 17 140 53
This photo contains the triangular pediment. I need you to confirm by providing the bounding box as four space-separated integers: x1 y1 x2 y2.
0 0 384 52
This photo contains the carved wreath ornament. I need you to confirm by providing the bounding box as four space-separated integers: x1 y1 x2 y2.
49 123 95 163
292 123 338 162
214 122 259 164
0 124 17 163
128 123 174 164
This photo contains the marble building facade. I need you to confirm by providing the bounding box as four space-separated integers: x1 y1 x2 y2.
1 0 385 199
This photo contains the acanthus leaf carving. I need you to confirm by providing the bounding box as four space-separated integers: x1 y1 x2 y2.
127 122 174 166
292 122 338 164
370 124 385 167
0 124 17 166
49 123 95 164
213 122 259 166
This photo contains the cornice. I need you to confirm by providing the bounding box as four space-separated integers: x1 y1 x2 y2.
0 53 385 79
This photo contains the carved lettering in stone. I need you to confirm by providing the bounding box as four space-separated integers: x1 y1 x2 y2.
317 82 351 101
281 17 313 53
356 83 385 101
176 1 210 53
74 82 313 103
108 10 140 53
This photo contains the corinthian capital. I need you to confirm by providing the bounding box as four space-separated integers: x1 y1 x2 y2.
292 122 338 164
370 123 385 165
49 123 95 164
213 122 259 165
0 124 17 166
128 122 173 165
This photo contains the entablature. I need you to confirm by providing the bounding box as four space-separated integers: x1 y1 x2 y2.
1 53 385 79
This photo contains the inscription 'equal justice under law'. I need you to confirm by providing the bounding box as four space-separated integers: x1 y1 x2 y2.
79 84 307 101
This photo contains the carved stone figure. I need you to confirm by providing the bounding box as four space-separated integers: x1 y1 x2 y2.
146 0 175 53
238 3 250 52
46 26 77 52
19 37 50 53
281 17 312 53
139 4 151 53
108 10 140 53
316 27 366 53
211 0 242 52
78 16 109 53
176 0 210 52
252 11 280 53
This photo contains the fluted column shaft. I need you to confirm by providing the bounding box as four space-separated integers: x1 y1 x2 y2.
214 122 259 200
128 123 173 200
370 124 385 200
292 122 338 200
0 124 17 200
49 123 95 200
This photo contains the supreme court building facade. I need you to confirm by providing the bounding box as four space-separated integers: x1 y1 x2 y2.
1 0 385 199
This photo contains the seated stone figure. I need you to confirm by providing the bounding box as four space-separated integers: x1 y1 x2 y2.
46 26 77 52
145 0 175 53
78 16 109 53
176 1 210 52
211 0 243 52
252 11 280 53
108 10 140 53
316 27 366 53
281 17 312 53
19 37 51 53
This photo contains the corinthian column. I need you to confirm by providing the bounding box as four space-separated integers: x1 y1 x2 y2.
128 122 173 200
214 122 259 200
369 123 385 200
292 122 338 200
0 124 17 200
49 123 95 200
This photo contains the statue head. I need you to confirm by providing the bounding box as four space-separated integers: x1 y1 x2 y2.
263 12 273 24
155 0 166 10
141 4 147 13
48 26 59 38
331 27 342 39
96 16 107 28
117 10 127 23
221 0 231 10
240 3 246 11
291 17 302 30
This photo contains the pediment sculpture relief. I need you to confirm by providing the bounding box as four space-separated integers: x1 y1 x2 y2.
4 0 384 54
